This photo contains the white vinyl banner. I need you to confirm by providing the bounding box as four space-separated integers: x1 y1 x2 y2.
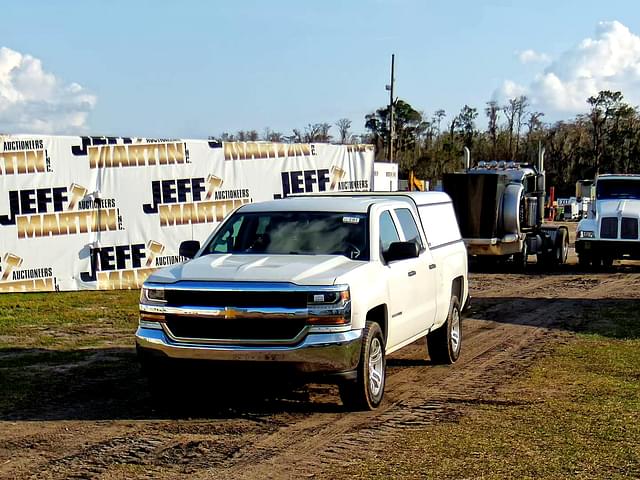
0 135 374 292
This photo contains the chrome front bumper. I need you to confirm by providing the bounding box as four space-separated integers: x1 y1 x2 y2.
135 326 363 374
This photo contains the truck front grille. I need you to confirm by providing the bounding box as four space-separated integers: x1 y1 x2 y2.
600 217 618 239
165 290 307 309
164 315 306 343
621 217 638 239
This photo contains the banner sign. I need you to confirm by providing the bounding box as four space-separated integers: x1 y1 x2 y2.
0 135 374 292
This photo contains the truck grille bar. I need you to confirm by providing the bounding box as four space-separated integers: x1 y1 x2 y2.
600 217 618 239
165 290 307 309
621 217 638 240
164 314 308 344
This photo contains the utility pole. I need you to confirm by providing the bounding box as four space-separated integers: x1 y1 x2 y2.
386 54 395 163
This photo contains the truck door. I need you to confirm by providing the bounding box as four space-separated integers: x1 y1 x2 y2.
378 209 412 350
393 207 438 336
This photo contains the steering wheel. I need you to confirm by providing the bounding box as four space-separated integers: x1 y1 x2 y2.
343 242 361 259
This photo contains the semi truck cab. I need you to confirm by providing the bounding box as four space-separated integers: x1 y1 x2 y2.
576 174 640 268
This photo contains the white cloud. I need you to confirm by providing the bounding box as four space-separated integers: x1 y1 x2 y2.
518 49 550 64
0 47 96 134
496 21 640 117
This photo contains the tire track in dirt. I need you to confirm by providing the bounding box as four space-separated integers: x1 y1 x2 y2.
204 299 570 479
4 269 640 480
198 271 638 479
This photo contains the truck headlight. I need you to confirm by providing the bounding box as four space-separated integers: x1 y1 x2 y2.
578 230 595 239
307 288 351 325
140 287 166 304
307 289 349 305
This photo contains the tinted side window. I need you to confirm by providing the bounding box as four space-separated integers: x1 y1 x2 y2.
379 210 400 254
395 208 423 249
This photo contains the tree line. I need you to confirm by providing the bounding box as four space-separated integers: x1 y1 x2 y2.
215 90 640 196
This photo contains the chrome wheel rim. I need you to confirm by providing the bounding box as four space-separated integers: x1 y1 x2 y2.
368 337 384 397
450 308 461 353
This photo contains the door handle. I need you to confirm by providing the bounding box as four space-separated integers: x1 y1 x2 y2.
429 264 436 270
408 270 416 277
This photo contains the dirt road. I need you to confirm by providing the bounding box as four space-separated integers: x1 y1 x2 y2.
2 254 640 479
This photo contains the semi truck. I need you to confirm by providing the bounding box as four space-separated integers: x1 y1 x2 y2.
575 174 640 268
442 148 569 270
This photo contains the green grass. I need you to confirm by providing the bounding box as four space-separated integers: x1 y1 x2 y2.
0 291 638 474
0 290 139 348
343 307 640 479
0 290 141 415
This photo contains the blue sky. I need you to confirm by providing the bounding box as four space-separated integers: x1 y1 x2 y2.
1 0 639 138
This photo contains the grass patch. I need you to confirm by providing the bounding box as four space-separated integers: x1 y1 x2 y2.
0 290 139 348
0 290 143 417
573 302 640 340
343 308 640 479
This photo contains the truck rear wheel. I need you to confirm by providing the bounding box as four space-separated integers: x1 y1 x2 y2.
427 295 462 364
339 321 386 410
538 228 569 269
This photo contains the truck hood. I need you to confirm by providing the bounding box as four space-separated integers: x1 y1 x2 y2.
597 199 640 218
146 254 366 286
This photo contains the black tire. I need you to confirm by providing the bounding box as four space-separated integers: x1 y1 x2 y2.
556 228 569 265
538 229 569 270
427 295 462 364
512 242 528 272
591 254 602 271
602 255 614 269
339 321 386 410
578 254 591 270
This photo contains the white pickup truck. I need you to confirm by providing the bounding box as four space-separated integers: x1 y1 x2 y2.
136 192 469 409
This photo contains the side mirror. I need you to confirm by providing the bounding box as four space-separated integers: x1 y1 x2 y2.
179 240 201 259
384 241 419 263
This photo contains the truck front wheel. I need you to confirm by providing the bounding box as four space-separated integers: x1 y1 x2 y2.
578 254 591 270
339 321 386 410
556 228 569 265
512 242 528 272
427 295 462 364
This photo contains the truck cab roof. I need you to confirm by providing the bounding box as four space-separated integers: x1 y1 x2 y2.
286 191 453 208
239 196 381 213
239 192 453 214
468 165 537 183
596 174 640 182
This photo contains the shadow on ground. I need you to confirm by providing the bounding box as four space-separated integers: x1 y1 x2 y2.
1 295 638 422
469 296 640 340
0 346 346 422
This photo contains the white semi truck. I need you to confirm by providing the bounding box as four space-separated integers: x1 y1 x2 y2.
576 174 640 268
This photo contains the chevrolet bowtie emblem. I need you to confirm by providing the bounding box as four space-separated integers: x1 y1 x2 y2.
224 307 239 319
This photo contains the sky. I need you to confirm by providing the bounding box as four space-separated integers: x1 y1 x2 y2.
1 0 640 138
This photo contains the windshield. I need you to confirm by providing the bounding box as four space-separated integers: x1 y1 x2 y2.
596 179 640 200
202 211 369 260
